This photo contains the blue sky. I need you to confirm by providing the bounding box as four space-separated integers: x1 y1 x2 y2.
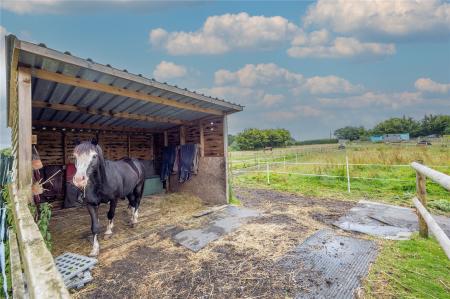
1 0 450 147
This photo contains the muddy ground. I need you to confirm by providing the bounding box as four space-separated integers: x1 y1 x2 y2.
68 187 355 298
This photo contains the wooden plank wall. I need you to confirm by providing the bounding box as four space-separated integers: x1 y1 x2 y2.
167 127 180 146
186 124 200 144
166 116 224 157
32 130 154 165
203 117 224 157
130 135 153 160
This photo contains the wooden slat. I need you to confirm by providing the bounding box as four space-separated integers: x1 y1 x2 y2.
17 67 32 189
411 162 450 191
413 197 450 259
9 185 70 298
33 120 159 133
180 126 186 145
7 43 19 127
9 230 26 298
32 100 189 125
29 67 223 116
199 122 205 157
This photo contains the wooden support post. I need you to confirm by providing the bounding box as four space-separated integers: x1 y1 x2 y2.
416 163 428 238
346 155 351 193
17 67 32 190
164 131 168 147
223 115 230 202
199 122 205 157
266 162 270 185
62 132 67 165
127 135 131 157
180 126 186 145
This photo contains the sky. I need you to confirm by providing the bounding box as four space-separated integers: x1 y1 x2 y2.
1 0 450 148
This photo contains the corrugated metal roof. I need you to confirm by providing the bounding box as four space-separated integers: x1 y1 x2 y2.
6 35 243 132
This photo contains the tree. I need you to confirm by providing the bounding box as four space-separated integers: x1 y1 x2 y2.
420 114 450 136
334 126 366 140
234 128 293 150
370 116 421 137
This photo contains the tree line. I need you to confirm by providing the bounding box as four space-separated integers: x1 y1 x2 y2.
334 115 450 141
230 128 293 150
229 114 450 150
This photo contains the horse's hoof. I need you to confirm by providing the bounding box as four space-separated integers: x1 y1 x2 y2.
104 233 112 240
89 251 99 257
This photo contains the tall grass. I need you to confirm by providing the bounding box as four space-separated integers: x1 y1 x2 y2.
232 143 450 214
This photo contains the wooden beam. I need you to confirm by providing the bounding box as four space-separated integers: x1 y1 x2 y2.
29 67 223 116
32 120 160 134
17 67 32 189
32 100 189 126
180 126 186 145
164 131 168 147
9 185 70 298
199 121 205 157
413 197 450 259
8 42 20 127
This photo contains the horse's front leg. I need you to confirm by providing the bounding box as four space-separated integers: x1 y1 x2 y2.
104 199 117 239
87 204 100 256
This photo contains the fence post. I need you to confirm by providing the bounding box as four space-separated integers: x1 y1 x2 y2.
416 161 428 238
296 152 298 163
266 162 270 185
346 155 351 193
283 156 286 170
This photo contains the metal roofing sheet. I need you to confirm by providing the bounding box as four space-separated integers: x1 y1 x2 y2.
8 36 243 131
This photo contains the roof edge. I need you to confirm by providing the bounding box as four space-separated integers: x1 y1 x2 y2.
13 37 243 113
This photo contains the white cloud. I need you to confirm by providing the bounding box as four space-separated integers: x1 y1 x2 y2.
415 78 450 94
303 0 450 39
149 12 299 55
318 91 424 109
215 63 363 96
265 105 323 120
214 63 303 87
1 0 194 14
288 36 396 58
153 61 187 81
261 94 284 107
296 76 364 95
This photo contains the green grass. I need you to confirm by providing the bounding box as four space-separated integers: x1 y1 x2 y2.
231 143 450 215
364 235 450 299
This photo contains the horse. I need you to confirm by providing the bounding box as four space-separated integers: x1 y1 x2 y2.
72 140 145 256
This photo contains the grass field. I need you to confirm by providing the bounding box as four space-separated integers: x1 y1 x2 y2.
230 142 450 298
364 235 450 299
230 143 450 214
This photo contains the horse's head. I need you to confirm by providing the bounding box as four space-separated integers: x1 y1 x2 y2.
73 139 104 189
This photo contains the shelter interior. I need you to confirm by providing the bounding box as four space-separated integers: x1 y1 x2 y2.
7 35 243 209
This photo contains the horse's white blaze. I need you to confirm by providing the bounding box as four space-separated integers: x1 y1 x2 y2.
105 220 114 235
73 150 97 188
90 234 99 256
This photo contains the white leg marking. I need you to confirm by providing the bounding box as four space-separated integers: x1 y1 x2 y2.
89 234 100 257
105 220 114 235
132 209 139 224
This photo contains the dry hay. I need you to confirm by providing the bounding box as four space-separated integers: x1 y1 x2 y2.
68 187 355 298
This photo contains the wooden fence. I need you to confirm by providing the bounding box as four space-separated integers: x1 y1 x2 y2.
411 162 450 259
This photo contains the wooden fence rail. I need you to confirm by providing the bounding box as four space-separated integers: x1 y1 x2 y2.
410 162 450 260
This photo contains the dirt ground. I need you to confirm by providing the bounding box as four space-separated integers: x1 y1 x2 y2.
57 187 355 299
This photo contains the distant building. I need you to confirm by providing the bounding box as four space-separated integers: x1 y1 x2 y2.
370 133 410 143
370 135 383 143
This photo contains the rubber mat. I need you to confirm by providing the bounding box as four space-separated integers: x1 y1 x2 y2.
278 229 377 299
173 205 260 252
334 200 450 240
